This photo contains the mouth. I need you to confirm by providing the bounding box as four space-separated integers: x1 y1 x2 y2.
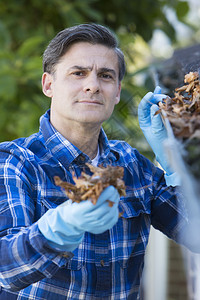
78 100 103 105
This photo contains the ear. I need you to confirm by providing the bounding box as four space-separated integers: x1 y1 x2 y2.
42 72 53 98
115 82 121 104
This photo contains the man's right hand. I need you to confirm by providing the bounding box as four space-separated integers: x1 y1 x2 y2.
38 186 120 252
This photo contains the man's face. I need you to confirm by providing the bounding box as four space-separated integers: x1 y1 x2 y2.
42 42 121 130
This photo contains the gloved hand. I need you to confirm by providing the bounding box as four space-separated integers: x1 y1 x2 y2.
138 86 181 186
38 186 120 252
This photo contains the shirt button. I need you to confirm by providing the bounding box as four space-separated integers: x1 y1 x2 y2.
80 155 85 161
100 259 105 267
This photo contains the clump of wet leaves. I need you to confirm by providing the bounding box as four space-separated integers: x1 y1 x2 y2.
54 163 126 206
157 71 200 180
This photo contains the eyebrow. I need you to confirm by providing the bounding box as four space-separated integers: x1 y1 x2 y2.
69 66 117 78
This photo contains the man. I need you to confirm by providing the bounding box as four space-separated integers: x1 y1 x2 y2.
0 23 198 300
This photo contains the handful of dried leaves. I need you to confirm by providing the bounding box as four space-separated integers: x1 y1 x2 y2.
54 163 126 206
157 71 200 139
157 71 200 180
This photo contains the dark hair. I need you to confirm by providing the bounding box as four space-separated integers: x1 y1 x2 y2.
43 23 126 81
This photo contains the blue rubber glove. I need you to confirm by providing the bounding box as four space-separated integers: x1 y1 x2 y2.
38 186 120 252
138 86 180 186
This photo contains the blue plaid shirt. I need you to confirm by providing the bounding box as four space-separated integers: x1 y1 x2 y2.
0 110 188 299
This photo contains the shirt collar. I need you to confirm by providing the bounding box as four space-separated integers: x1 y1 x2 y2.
98 128 119 165
39 110 82 168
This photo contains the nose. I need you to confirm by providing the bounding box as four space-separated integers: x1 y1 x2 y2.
83 74 100 94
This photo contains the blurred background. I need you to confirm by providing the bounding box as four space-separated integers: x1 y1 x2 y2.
1 0 200 156
1 0 200 299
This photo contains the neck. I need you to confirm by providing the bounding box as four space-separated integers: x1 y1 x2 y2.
51 118 101 159
68 125 100 159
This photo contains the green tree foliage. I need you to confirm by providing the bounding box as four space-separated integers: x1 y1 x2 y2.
0 0 190 151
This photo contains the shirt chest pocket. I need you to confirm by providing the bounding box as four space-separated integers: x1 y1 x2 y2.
39 194 67 217
114 197 151 268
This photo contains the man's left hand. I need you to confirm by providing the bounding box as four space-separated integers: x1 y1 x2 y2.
138 86 174 176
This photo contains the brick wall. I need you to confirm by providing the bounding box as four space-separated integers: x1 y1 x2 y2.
167 240 188 300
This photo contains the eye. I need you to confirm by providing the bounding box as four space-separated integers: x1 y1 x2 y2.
72 71 86 77
100 73 113 80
